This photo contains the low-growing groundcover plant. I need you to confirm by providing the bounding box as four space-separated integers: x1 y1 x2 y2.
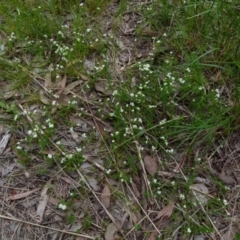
0 0 240 239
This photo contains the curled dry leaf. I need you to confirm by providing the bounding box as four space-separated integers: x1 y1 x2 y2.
65 80 83 92
148 230 159 240
2 162 16 177
44 72 52 88
59 74 67 89
36 195 49 222
219 172 235 185
101 184 111 209
0 131 11 155
190 184 209 206
222 225 238 240
95 79 112 96
104 222 121 240
70 129 79 142
143 155 158 176
153 202 174 221
86 176 101 191
9 188 41 200
40 91 50 105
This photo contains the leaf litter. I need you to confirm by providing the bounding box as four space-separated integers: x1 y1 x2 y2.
0 1 239 240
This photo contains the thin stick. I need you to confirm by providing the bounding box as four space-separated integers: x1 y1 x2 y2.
0 214 95 239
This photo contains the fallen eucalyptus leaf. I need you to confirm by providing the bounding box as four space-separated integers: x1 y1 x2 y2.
154 202 174 221
101 184 111 208
190 184 209 205
143 155 158 176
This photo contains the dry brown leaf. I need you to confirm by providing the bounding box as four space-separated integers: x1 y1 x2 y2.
0 131 11 155
44 72 52 88
79 73 88 81
56 74 67 95
65 80 83 92
104 222 120 240
70 129 79 142
95 120 106 137
190 183 209 205
40 91 50 105
36 184 50 222
2 162 16 177
131 181 140 199
9 188 41 200
86 176 101 191
154 202 174 221
148 230 158 240
36 195 49 222
95 79 112 96
219 172 235 185
60 74 67 89
143 155 158 176
101 184 111 208
60 177 73 185
48 196 60 205
222 225 238 240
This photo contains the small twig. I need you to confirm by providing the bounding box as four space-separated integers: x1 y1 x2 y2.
133 140 153 196
127 184 162 237
76 167 128 240
0 214 95 239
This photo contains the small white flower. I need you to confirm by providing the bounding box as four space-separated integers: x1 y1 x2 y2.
76 147 82 152
179 78 185 84
112 90 118 96
48 154 52 159
33 132 38 138
166 149 174 154
16 145 22 150
152 146 156 151
27 130 33 135
159 119 166 125
223 199 228 206
187 227 191 233
58 203 67 210
179 194 185 200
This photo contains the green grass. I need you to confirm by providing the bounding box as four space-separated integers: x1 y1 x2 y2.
0 0 240 239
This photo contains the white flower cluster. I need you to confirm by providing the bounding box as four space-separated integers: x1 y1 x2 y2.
8 32 17 41
50 38 73 62
139 63 153 74
58 203 67 210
